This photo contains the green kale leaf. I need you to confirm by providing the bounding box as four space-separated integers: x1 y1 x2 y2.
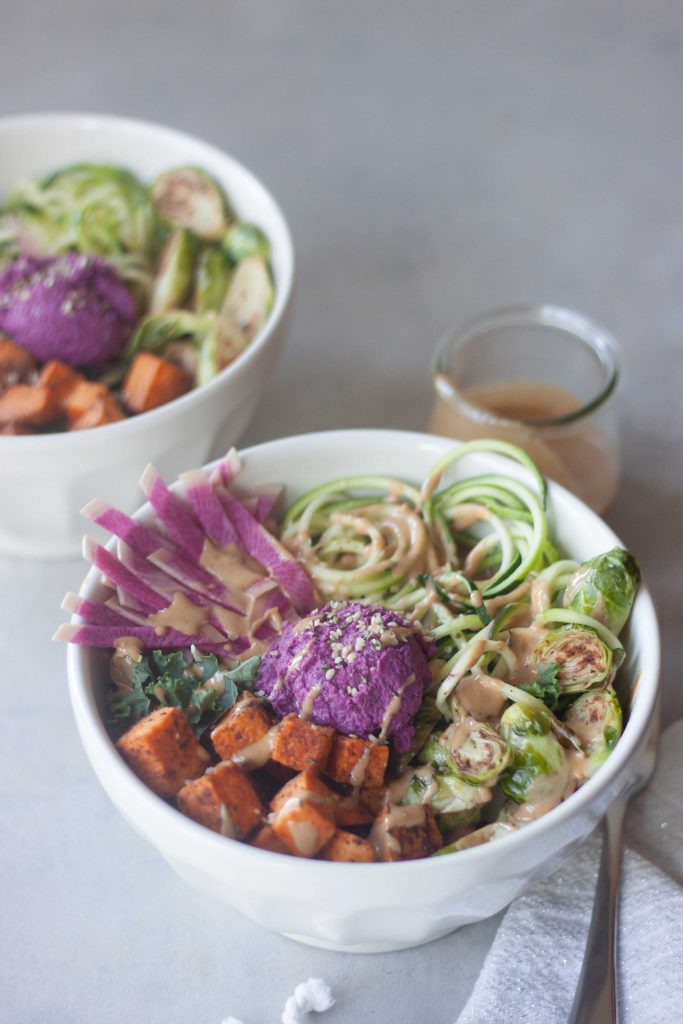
520 663 564 712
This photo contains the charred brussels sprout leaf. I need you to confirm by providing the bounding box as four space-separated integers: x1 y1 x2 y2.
533 625 613 694
563 547 640 636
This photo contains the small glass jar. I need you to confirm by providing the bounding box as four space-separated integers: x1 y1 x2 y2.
428 305 620 514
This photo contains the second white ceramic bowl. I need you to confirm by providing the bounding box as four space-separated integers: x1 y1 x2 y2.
0 112 294 557
67 430 660 952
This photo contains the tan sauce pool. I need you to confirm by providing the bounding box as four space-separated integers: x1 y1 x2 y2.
429 378 618 513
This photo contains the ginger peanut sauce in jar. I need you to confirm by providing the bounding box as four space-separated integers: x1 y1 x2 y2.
429 306 620 514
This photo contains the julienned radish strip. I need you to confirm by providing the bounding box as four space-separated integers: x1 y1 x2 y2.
240 485 282 524
139 464 207 560
81 499 175 558
83 537 168 613
180 468 240 547
53 622 228 652
217 487 317 613
209 448 242 489
61 593 140 628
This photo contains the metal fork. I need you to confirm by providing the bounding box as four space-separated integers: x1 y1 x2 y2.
567 715 659 1024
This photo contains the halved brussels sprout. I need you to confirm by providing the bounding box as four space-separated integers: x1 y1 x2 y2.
223 256 274 342
151 167 230 241
499 703 569 804
440 719 509 784
402 764 491 816
196 307 248 386
563 547 640 636
533 624 613 693
149 229 198 315
194 246 233 313
563 686 622 779
434 821 517 855
437 806 483 833
126 310 205 359
223 221 271 263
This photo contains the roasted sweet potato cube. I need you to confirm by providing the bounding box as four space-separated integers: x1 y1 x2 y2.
333 795 373 827
116 706 211 798
69 396 125 430
0 384 61 428
319 829 375 863
251 824 292 855
358 786 389 818
0 423 34 435
270 714 335 772
177 762 264 839
370 804 442 862
326 735 389 788
210 694 273 764
62 379 110 419
121 352 191 414
37 359 82 400
270 770 337 817
0 336 36 377
270 770 337 858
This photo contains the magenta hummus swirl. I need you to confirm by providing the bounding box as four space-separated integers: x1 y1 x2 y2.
256 601 434 751
0 253 137 367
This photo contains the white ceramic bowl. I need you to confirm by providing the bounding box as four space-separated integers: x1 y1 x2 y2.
0 112 294 558
67 430 660 953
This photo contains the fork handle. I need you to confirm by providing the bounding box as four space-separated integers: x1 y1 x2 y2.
567 802 627 1024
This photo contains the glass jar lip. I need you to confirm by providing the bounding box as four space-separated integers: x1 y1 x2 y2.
432 304 620 429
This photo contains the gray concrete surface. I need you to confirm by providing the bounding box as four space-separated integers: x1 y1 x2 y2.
1 2 681 1021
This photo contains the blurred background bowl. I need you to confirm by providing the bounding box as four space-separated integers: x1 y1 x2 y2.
66 429 660 953
0 112 294 558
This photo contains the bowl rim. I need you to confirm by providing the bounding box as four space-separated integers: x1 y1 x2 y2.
66 428 661 876
0 110 294 449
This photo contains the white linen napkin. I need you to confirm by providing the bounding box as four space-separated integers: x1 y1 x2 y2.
456 718 683 1024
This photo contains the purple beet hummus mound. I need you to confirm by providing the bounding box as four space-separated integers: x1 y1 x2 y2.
257 601 434 752
0 254 137 367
